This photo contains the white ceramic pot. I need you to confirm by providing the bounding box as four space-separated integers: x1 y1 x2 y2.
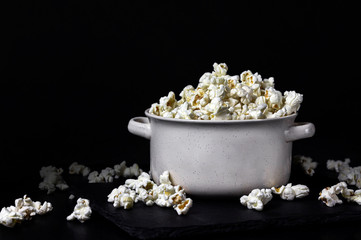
128 110 315 196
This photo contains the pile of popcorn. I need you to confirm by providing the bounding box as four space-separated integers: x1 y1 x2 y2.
0 195 53 227
107 171 193 215
150 63 303 120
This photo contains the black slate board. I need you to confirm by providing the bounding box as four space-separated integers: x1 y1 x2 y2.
65 163 361 240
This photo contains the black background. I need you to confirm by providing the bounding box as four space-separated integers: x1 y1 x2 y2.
1 1 361 239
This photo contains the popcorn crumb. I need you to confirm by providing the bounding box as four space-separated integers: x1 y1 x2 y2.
0 195 52 228
240 189 273 211
69 194 75 200
66 198 92 223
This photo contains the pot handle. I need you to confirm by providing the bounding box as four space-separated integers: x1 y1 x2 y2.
284 122 315 142
128 117 151 140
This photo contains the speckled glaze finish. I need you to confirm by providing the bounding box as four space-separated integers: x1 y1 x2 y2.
128 109 315 196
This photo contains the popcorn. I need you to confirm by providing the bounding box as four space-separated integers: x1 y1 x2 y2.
125 172 154 190
265 87 283 111
0 207 22 228
153 183 176 207
174 198 193 215
271 183 309 200
293 155 318 176
213 62 228 77
327 158 361 188
318 182 347 207
283 91 303 115
123 163 142 178
159 171 172 185
66 198 92 223
155 194 173 208
261 77 275 89
114 161 127 178
174 102 195 120
69 162 91 176
205 98 231 120
327 158 351 173
39 166 69 194
110 188 136 210
240 189 273 211
34 201 52 216
0 195 52 228
99 167 116 183
319 182 361 206
343 189 361 205
69 194 75 200
150 63 303 120
88 171 104 183
88 161 142 183
169 189 186 205
108 171 193 215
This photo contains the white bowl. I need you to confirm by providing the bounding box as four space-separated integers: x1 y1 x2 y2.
128 109 315 196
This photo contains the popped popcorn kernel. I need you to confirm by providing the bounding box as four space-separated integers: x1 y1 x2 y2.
69 162 91 176
271 183 309 201
240 188 273 211
318 182 347 207
293 155 318 176
66 198 92 223
39 166 69 194
174 198 193 215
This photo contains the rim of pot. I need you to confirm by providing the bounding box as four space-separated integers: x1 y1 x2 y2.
144 108 297 124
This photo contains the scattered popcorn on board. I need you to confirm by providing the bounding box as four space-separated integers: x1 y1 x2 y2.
0 195 52 228
107 171 193 215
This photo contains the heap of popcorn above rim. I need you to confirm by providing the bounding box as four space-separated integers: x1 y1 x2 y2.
150 63 303 120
